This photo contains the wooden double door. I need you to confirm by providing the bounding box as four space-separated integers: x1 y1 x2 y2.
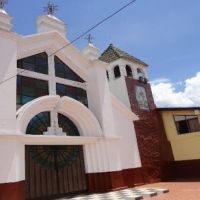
25 145 87 200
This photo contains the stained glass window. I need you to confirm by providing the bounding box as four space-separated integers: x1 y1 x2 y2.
17 52 48 74
26 112 80 136
26 112 80 169
55 56 84 82
56 83 88 106
17 75 49 106
58 113 79 136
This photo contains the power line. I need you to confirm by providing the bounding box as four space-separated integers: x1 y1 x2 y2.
49 0 137 56
0 69 26 85
0 0 137 86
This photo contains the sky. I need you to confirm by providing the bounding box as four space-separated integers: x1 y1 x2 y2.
4 0 200 107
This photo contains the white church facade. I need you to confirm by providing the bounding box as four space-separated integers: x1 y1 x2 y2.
2 2 187 199
0 6 150 199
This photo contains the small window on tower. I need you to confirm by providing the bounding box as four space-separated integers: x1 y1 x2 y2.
137 68 147 83
106 70 110 81
126 65 132 77
137 68 144 76
114 66 121 79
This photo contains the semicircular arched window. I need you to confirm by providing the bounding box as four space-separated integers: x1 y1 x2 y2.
114 65 121 79
126 65 133 78
26 112 80 136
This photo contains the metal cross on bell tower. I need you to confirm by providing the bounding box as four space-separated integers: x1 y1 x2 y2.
0 0 7 9
43 1 58 15
85 34 94 44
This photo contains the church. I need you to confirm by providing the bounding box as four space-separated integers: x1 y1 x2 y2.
1 2 198 200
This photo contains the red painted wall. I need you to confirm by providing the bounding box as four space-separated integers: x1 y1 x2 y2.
0 181 25 200
125 77 175 184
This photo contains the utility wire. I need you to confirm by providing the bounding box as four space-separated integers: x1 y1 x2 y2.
49 0 137 56
0 69 26 85
0 0 137 86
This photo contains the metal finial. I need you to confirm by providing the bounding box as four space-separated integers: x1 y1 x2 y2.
0 0 7 9
85 34 94 44
43 1 58 15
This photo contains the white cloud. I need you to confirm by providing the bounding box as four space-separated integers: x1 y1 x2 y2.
150 78 170 85
185 72 200 105
151 72 200 107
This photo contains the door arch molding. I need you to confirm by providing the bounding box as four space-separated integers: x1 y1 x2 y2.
16 95 102 137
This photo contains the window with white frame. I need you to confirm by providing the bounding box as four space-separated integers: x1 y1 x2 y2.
17 53 88 107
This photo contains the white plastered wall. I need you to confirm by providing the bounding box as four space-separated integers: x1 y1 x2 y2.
0 33 25 183
107 59 148 109
87 60 116 137
0 36 17 133
0 141 25 183
85 59 123 173
107 59 131 109
113 107 141 169
85 57 141 173
0 29 142 181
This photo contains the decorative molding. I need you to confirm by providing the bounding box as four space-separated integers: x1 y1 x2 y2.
0 134 102 145
16 95 103 137
17 31 90 80
17 68 87 90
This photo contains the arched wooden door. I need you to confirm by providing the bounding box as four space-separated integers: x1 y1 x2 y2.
25 145 87 200
25 112 88 200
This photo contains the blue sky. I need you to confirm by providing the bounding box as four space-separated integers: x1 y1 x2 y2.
4 0 200 106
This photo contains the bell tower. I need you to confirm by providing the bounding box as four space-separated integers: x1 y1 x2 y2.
100 44 174 185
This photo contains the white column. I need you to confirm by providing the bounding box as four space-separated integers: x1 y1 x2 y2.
48 52 56 95
0 9 12 31
132 67 138 79
37 15 66 38
0 36 17 133
47 52 58 129
45 51 65 136
0 34 25 185
87 60 116 137
120 64 127 77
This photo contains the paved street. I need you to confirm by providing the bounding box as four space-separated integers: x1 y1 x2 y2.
141 182 200 200
59 187 169 199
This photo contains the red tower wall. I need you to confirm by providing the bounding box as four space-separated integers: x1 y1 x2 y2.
125 77 175 184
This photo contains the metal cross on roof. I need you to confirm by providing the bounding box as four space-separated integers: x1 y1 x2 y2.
85 34 94 44
0 0 7 9
43 1 58 15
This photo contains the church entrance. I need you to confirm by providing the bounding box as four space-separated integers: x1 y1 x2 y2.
25 112 88 199
25 145 87 200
